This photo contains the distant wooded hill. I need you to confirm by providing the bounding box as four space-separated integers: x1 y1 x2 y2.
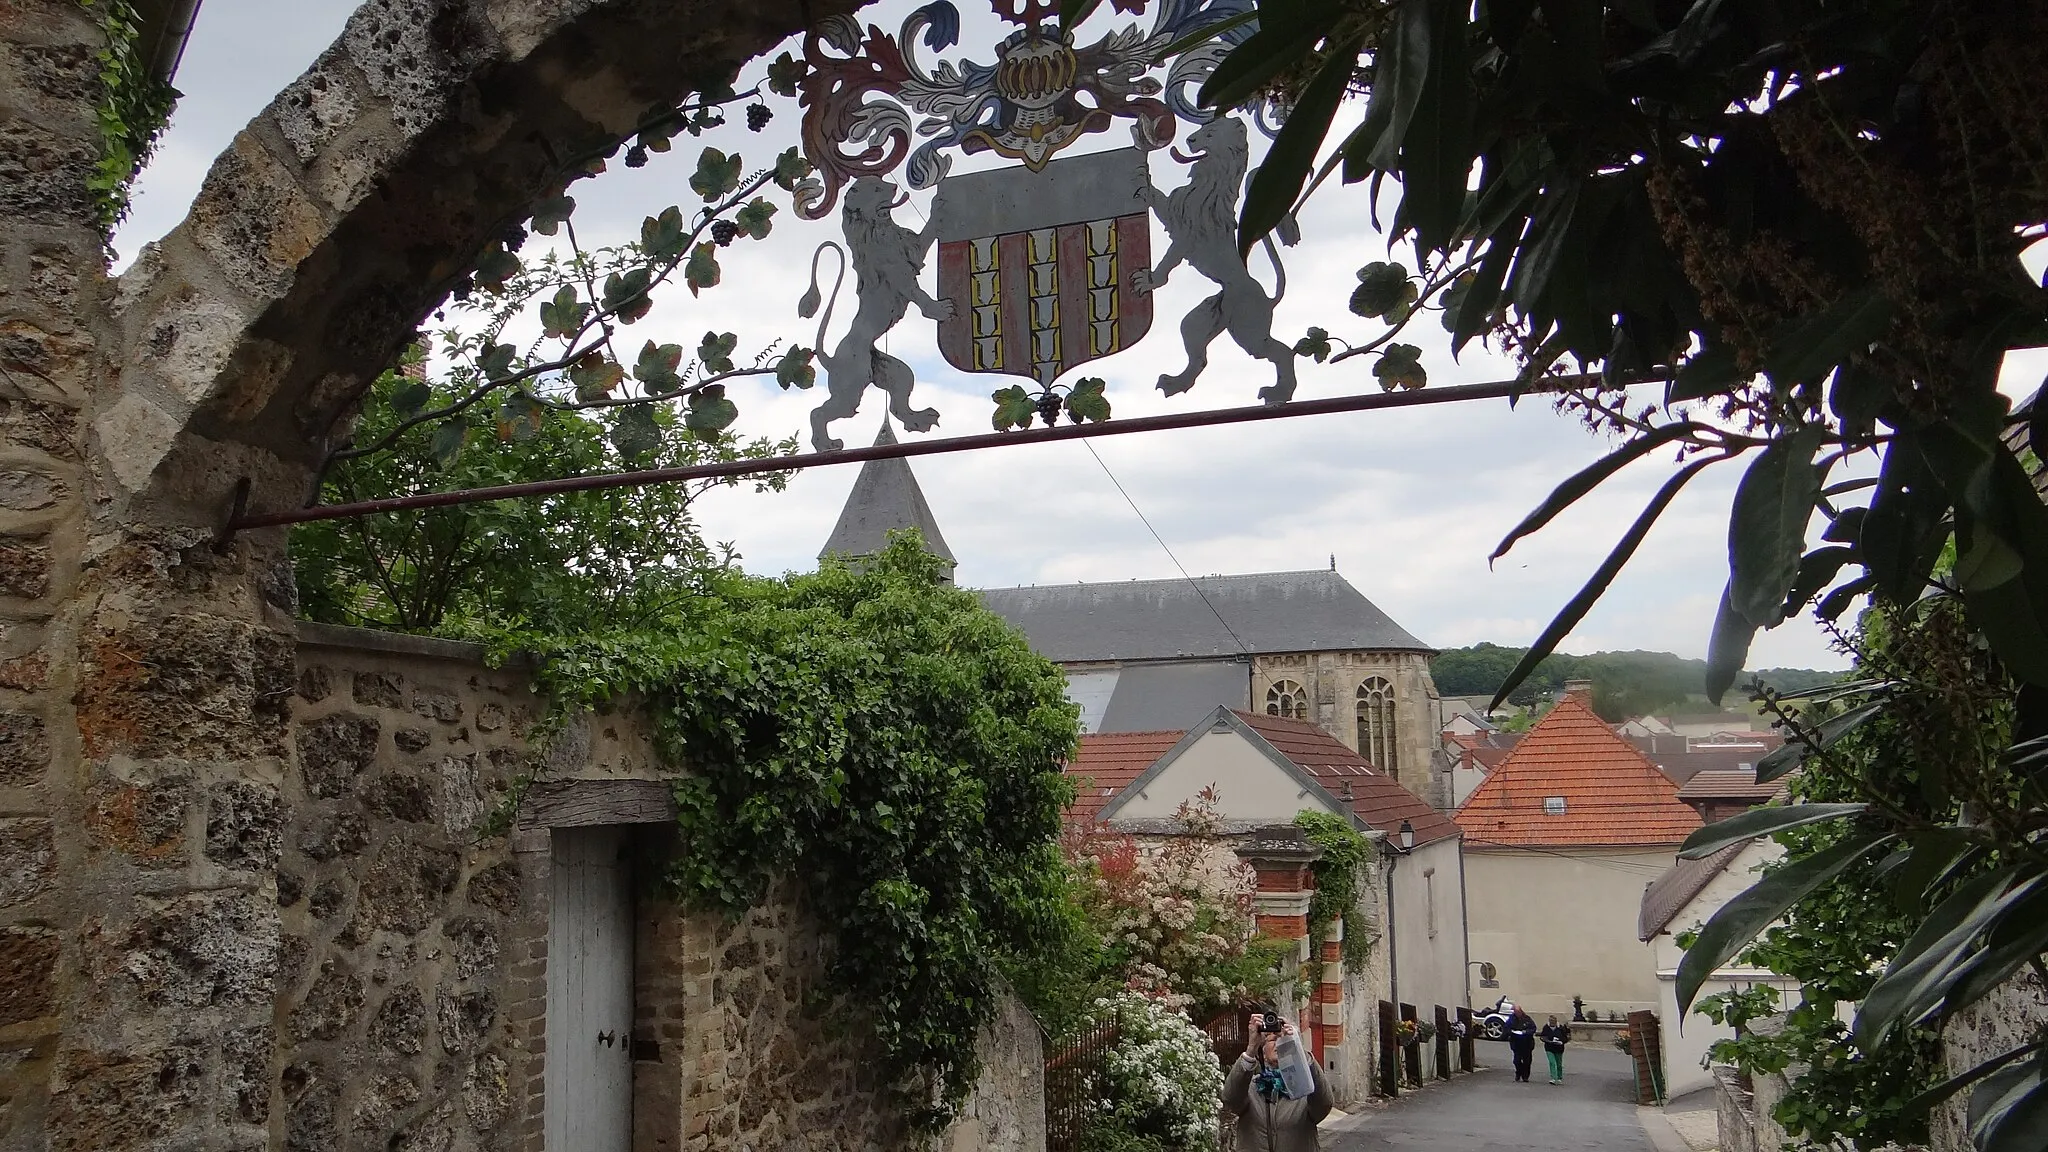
1431 642 1840 721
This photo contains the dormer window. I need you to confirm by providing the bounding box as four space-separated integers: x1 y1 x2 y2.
1544 796 1567 815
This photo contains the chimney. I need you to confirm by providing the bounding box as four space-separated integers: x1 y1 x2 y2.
1562 679 1594 703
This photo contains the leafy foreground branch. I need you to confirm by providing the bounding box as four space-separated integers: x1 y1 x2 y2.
513 540 1082 1133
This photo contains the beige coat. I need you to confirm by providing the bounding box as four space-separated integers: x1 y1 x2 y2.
1221 1052 1333 1152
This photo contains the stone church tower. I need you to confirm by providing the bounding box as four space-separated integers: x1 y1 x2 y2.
818 435 1444 797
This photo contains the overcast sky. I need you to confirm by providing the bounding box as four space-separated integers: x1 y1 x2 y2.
111 1 2048 672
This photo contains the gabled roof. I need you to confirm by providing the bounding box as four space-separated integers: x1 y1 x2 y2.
978 570 1431 662
1233 710 1461 847
819 420 956 567
1076 707 1457 847
1638 840 1750 940
1065 730 1184 826
1455 691 1702 849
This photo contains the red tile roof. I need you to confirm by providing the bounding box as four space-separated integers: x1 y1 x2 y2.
1065 730 1183 826
1455 692 1702 849
1233 710 1461 847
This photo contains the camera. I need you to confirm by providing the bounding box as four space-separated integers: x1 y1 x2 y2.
1259 1016 1286 1034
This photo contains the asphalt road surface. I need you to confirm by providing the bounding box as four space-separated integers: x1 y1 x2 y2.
1324 1046 1656 1152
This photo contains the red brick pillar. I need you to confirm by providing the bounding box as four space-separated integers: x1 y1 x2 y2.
1235 825 1322 1058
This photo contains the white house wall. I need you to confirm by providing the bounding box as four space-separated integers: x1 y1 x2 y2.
1466 847 1677 1017
1387 837 1469 1022
1110 728 1345 823
1646 840 1799 1098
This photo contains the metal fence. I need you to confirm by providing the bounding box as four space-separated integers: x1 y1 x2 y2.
1045 1010 1121 1152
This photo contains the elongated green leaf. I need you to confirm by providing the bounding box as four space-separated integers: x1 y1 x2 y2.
1401 0 1474 252
1676 830 1892 1014
1678 803 1867 860
1728 429 1825 628
1364 0 1434 171
1488 459 1714 711
1668 344 1745 403
1239 35 1360 256
1755 699 1884 783
1940 894 2048 1023
1860 437 1946 606
1491 423 1702 565
1059 0 1102 29
1150 8 1260 62
1855 870 2039 1049
1705 585 1756 704
1762 287 1894 386
1904 1041 2048 1117
1970 1054 2048 1152
1201 15 1327 111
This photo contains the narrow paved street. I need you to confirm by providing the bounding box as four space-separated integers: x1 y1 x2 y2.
1325 1047 1656 1152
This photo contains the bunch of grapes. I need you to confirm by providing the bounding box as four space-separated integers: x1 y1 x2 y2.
709 220 738 247
746 103 773 132
1035 390 1063 428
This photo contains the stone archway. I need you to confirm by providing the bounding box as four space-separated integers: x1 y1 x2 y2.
1 1 865 1145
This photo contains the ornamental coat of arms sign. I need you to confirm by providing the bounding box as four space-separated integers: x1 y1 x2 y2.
791 0 1292 451
930 148 1153 385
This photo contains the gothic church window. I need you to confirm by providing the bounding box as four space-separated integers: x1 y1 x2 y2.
1266 679 1309 721
1356 676 1397 772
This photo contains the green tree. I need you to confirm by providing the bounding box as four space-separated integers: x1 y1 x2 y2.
1063 0 2048 1143
292 356 796 637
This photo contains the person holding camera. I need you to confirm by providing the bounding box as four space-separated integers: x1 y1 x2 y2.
1222 1012 1333 1151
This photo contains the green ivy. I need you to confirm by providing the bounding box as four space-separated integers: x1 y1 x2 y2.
1294 810 1375 972
514 537 1081 1133
80 0 178 240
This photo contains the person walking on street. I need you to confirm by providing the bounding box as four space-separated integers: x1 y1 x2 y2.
1222 1012 1333 1151
1506 1009 1537 1082
1540 1015 1572 1084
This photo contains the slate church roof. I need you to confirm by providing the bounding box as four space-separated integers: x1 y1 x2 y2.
978 570 1432 662
818 420 956 568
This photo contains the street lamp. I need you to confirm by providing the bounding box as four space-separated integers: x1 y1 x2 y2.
1398 819 1414 850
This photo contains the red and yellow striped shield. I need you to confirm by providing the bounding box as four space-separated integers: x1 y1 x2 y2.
931 148 1154 385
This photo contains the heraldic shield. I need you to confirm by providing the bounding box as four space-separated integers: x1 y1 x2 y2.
930 148 1153 385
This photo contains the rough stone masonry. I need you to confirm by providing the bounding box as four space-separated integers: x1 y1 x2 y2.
0 1 1049 1148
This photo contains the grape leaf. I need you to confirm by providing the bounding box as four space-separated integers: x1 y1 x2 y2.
775 346 816 390
992 385 1035 431
690 147 743 201
684 243 721 296
1066 377 1112 423
686 384 739 437
1374 343 1427 390
734 198 777 240
697 331 737 376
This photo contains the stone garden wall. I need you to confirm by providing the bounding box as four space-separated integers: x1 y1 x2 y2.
285 622 1042 1152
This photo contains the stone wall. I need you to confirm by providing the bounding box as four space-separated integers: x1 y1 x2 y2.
1252 651 1440 798
1933 969 2048 1152
4 1 871 1148
283 623 1043 1152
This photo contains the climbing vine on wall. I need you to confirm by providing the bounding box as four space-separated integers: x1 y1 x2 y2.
515 536 1080 1133
1296 809 1375 972
79 0 177 240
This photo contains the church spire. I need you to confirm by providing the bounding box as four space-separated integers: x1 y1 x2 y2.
818 417 957 581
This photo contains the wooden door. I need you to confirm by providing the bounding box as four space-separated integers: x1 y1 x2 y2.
545 826 634 1151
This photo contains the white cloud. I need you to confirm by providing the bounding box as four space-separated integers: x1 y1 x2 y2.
121 0 1879 672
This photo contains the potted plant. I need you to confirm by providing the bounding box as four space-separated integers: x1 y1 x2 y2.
1393 1018 1420 1047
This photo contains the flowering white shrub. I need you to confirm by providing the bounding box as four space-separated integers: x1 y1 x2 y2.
1067 787 1280 1016
1084 992 1226 1152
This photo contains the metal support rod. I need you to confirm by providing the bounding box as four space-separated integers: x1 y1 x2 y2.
232 372 1657 531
